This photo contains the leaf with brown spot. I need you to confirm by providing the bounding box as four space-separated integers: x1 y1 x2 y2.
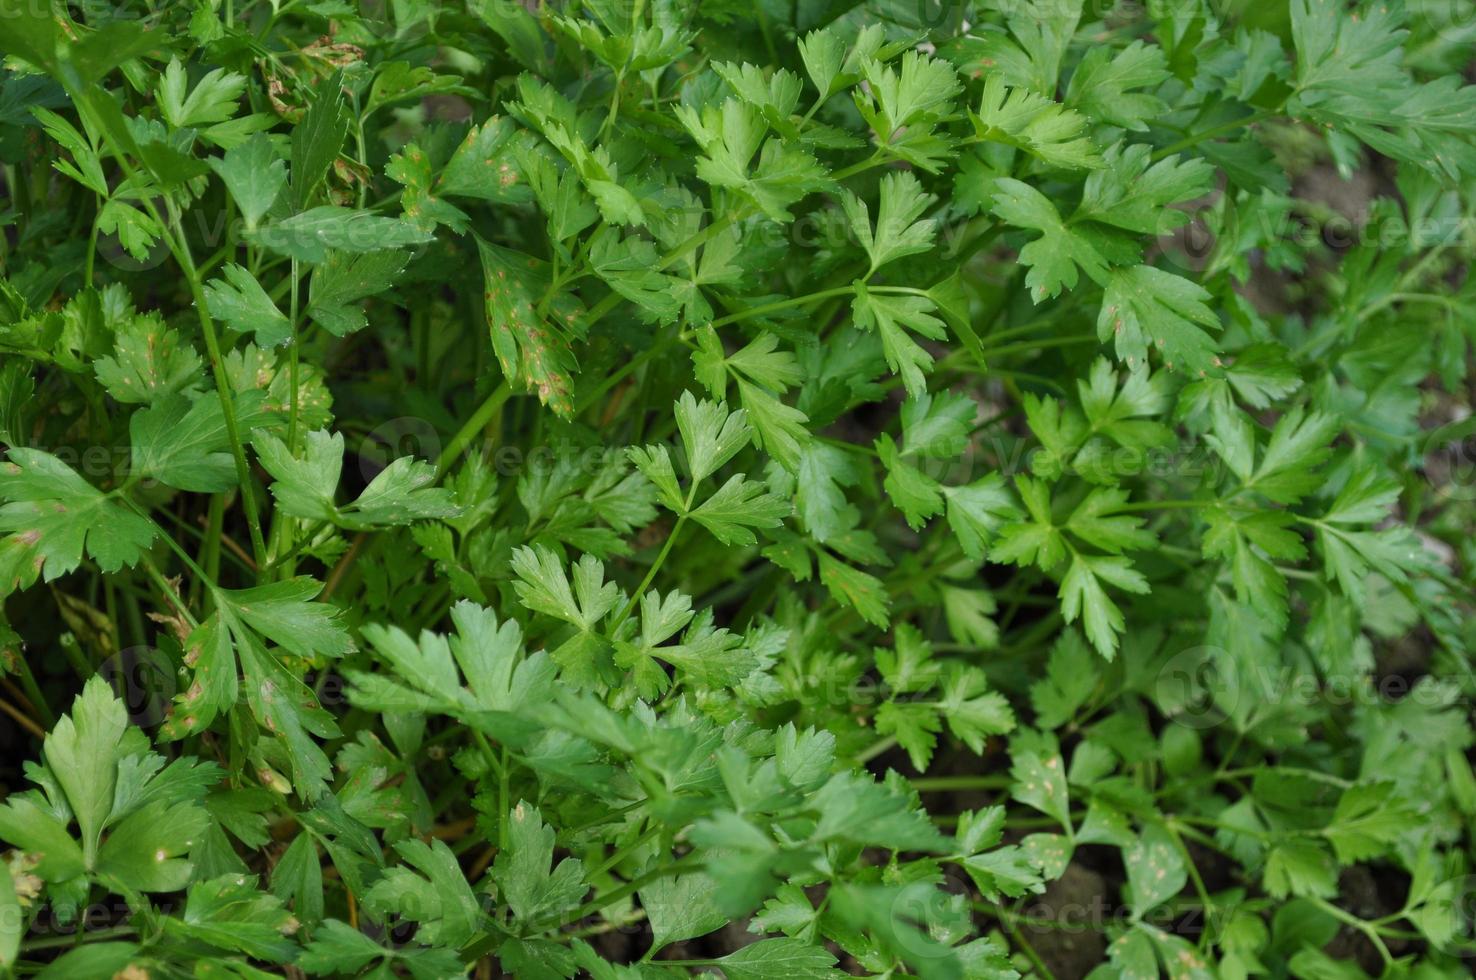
474 236 584 418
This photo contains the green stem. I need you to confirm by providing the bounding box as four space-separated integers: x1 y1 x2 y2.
126 498 216 586
200 494 224 591
139 556 200 630
853 735 897 765
979 334 1100 358
973 900 1112 935
436 381 513 479
829 152 884 182
287 258 302 449
587 823 661 881
461 856 702 961
1112 498 1204 512
1174 815 1272 840
169 216 270 574
611 512 687 630
498 744 510 852
567 799 647 836
709 285 856 327
1003 910 1058 980
85 196 101 286
1354 247 1456 324
581 215 738 331
1152 108 1277 161
1307 897 1394 967
69 84 268 575
150 500 253 579
709 283 926 329
6 648 55 729
269 258 304 578
601 70 625 138
981 304 1084 346
22 925 137 952
263 519 332 573
470 729 510 857
909 774 1011 792
565 855 701 925
1164 820 1215 947
572 327 674 417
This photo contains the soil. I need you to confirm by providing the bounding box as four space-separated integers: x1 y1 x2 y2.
1020 863 1110 980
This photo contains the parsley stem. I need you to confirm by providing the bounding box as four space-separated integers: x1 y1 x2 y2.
709 284 929 328
321 531 366 601
581 215 738 331
270 257 305 578
126 498 215 588
173 227 270 575
1353 246 1457 324
972 900 1101 935
1001 908 1058 980
200 493 224 586
853 735 897 765
830 152 885 182
498 743 510 852
84 194 100 287
587 823 661 880
21 925 136 952
287 258 302 450
1172 816 1270 840
909 774 1011 791
65 80 270 575
436 381 513 479
461 855 702 961
470 729 510 855
708 285 856 326
5 650 54 729
980 302 1084 345
977 334 1101 358
817 434 879 458
1164 820 1216 944
139 556 200 630
1307 896 1395 967
572 326 673 416
612 512 687 630
149 500 254 578
1151 108 1278 161
567 853 702 924
1111 498 1203 512
0 695 44 740
567 798 646 834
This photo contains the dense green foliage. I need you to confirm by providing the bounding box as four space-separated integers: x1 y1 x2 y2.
1 0 1476 976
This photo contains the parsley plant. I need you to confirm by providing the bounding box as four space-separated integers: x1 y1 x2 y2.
1 1 1475 977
